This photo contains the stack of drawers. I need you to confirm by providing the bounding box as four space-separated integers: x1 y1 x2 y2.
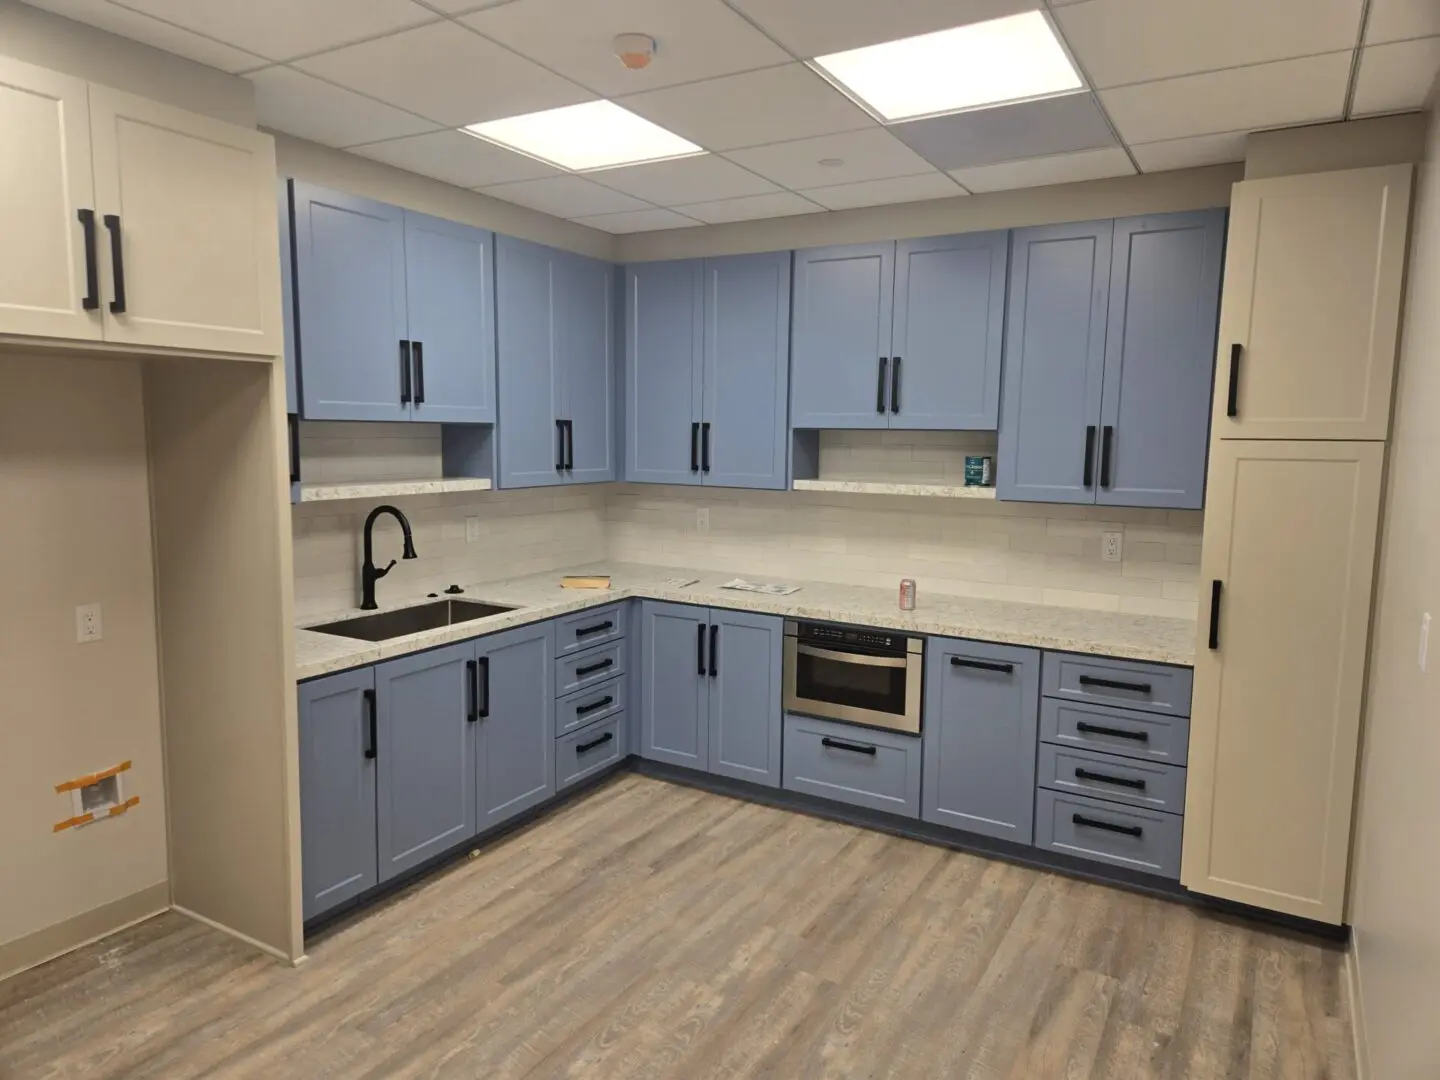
1032 653 1193 880
552 605 628 791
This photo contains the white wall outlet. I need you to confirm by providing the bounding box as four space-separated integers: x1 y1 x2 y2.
465 517 481 543
1101 531 1123 563
696 508 710 533
76 603 103 643
1420 612 1431 673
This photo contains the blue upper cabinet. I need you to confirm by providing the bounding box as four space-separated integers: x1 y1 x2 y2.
1097 211 1225 510
496 235 564 489
997 220 1113 504
624 259 705 486
559 252 616 485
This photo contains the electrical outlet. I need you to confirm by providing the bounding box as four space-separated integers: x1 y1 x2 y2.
1420 613 1431 673
465 517 481 543
76 603 102 643
1101 531 1123 563
696 508 710 533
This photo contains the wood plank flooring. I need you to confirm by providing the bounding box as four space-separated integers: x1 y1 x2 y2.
0 774 1356 1079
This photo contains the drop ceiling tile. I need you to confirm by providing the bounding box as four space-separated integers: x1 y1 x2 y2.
1129 130 1249 172
589 155 778 205
248 66 438 147
617 64 875 151
725 0 1035 57
1352 38 1440 115
21 0 268 72
1365 0 1440 44
350 130 561 187
117 0 438 62
890 93 1116 170
725 129 936 190
1099 52 1352 144
479 175 652 217
570 208 703 232
461 0 789 96
1056 0 1361 89
949 146 1135 193
295 21 590 127
800 172 966 210
674 191 826 223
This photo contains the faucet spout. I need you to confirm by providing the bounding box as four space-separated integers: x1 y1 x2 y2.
360 504 418 610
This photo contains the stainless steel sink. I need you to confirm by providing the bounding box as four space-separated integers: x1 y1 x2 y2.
308 599 516 642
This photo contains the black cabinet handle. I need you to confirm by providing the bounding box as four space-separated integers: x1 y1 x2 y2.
576 658 613 678
821 736 877 756
556 418 566 472
575 620 614 639
412 341 425 404
1073 813 1143 838
1208 579 1223 650
288 413 300 484
890 356 901 414
1075 720 1149 742
697 623 706 675
576 695 614 717
701 422 711 474
1074 768 1146 791
1100 425 1114 488
400 341 412 405
564 420 574 471
466 660 478 723
477 656 490 719
877 357 888 413
363 688 377 759
77 208 100 311
103 213 125 314
951 657 1014 674
1083 425 1096 488
576 731 614 754
1079 675 1152 694
709 624 718 678
1226 343 1241 418
690 421 700 472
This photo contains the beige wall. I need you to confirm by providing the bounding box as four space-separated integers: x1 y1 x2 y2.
1349 107 1440 1080
0 354 168 972
1244 113 1429 181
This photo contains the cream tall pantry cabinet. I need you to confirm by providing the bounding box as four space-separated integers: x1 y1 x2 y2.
1183 165 1412 925
0 55 280 356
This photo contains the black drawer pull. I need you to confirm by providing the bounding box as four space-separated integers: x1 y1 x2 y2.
1208 579 1222 650
951 657 1013 674
1075 721 1149 743
576 731 614 754
477 656 490 718
103 213 126 313
575 695 614 717
821 736 877 756
890 355 901 414
876 357 888 413
556 418 566 471
400 341 412 405
1099 425 1114 488
412 340 425 404
1082 425 1096 488
708 624 718 678
576 658 614 678
78 208 100 310
697 623 706 675
1073 814 1143 838
466 660 478 723
701 421 711 474
1074 768 1146 791
363 688 377 759
1226 343 1242 418
1078 675 1153 694
574 620 614 639
690 421 700 472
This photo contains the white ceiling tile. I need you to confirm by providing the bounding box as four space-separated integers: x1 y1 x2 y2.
295 21 591 127
21 0 268 72
1129 130 1249 173
674 191 826 223
588 155 778 205
570 208 703 232
1365 0 1440 44
479 175 652 217
726 0 1035 57
117 0 438 62
248 66 438 147
725 128 936 190
949 146 1135 192
800 172 966 210
1056 0 1362 89
461 0 789 96
349 130 561 187
1099 52 1352 144
1351 38 1440 115
617 64 875 151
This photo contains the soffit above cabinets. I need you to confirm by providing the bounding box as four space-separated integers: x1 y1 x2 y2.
25 0 1439 231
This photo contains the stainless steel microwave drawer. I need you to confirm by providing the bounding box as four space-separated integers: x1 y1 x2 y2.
1035 789 1182 879
782 714 920 819
1037 743 1187 815
1042 653 1193 717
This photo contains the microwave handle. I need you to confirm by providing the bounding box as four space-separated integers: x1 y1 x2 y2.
795 643 909 669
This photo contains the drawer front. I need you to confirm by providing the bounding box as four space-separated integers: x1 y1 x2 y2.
556 674 626 736
556 714 625 791
1042 653 1193 716
1040 698 1190 765
1035 789 1182 879
1037 744 1186 814
555 639 626 697
555 604 625 655
782 714 921 819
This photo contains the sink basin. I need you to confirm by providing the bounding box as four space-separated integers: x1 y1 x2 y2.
308 599 516 642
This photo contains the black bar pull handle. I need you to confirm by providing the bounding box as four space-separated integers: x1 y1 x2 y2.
1208 579 1223 650
1074 768 1147 791
466 660 479 723
1079 675 1152 694
576 658 614 678
701 422 711 474
1083 425 1096 488
575 620 614 639
697 623 706 676
690 421 700 472
556 418 566 471
951 656 1014 674
821 736 877 756
412 341 425 404
565 420 574 471
288 414 301 484
102 213 126 314
399 341 412 405
576 695 614 717
708 624 719 678
1226 343 1242 418
363 688 377 759
477 656 490 718
77 208 100 311
877 357 888 413
1073 814 1143 838
1075 720 1149 743
1100 425 1114 488
890 356 902 413
576 731 614 754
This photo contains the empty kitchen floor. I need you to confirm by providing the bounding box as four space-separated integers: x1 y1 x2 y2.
0 774 1354 1080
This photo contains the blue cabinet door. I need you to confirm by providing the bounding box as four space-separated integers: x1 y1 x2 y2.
1097 211 1225 510
790 242 894 429
701 253 791 490
292 182 409 422
625 260 704 485
997 220 1112 504
707 609 783 788
297 667 377 921
496 235 563 489
561 252 617 484
475 622 555 832
374 641 476 881
890 232 1008 430
639 601 709 769
403 210 496 425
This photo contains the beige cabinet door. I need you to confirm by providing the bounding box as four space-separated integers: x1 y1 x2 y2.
0 57 102 342
88 86 281 356
1214 165 1411 441
1183 439 1384 923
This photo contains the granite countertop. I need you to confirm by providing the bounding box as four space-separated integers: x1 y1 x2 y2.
295 562 1197 681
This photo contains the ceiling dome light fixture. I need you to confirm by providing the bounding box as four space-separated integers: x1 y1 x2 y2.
613 33 657 70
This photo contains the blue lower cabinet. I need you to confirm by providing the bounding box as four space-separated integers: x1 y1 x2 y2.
639 601 710 769
1034 788 1183 879
556 714 626 791
706 609 783 788
781 714 922 818
475 622 556 832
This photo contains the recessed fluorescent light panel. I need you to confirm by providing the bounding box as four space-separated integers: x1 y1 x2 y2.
464 101 704 172
811 11 1084 123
